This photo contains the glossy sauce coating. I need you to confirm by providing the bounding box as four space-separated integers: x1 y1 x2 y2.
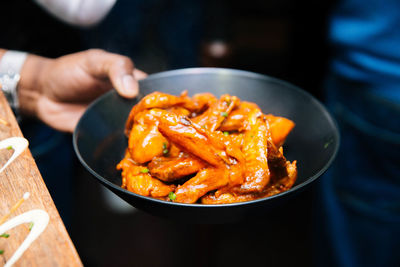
118 91 297 204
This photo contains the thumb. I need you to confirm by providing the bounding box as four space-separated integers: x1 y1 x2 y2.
109 59 139 98
85 49 145 98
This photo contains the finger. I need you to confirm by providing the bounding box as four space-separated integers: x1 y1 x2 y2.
37 97 86 133
110 61 139 98
85 49 140 98
133 69 148 80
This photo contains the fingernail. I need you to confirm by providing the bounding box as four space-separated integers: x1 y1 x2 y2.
122 75 138 97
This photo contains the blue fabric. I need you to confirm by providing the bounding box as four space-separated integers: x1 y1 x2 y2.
316 76 400 267
316 1 400 266
329 0 400 102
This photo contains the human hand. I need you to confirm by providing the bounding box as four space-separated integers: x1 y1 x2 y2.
18 49 147 132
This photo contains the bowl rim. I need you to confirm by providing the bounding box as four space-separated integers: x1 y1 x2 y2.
73 67 340 208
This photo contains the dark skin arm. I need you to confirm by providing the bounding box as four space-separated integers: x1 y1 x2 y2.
0 49 146 132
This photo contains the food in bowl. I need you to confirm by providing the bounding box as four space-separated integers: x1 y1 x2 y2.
117 91 297 204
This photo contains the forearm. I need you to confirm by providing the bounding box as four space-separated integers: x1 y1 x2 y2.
18 53 51 117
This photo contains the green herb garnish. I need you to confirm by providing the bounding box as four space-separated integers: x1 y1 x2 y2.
221 112 228 117
140 168 149 174
28 222 34 231
6 146 12 150
162 143 169 154
0 233 10 238
223 131 229 136
168 192 176 201
0 250 4 255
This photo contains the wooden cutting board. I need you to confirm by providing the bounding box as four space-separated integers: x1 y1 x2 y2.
0 91 82 267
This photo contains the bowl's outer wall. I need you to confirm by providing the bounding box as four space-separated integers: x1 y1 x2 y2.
74 68 339 223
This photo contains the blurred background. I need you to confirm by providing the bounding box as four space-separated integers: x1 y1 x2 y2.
1 0 336 266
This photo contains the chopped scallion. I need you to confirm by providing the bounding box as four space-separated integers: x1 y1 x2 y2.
162 142 169 154
223 131 229 136
140 168 149 174
0 233 10 238
168 192 176 201
221 112 228 117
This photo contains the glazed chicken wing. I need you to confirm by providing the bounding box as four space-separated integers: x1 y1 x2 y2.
148 153 206 182
175 167 230 203
201 161 297 204
117 156 175 198
192 94 240 131
157 113 229 167
128 109 168 163
218 101 259 131
264 114 295 147
219 102 295 148
235 108 271 193
125 91 197 134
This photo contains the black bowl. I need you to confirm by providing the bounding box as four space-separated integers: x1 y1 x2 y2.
73 68 339 223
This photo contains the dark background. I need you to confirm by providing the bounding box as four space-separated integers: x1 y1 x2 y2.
0 0 335 266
